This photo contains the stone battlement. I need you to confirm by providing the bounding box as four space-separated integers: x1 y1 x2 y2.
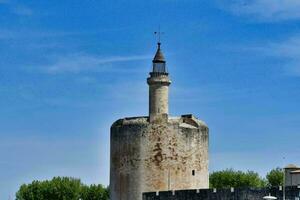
143 186 300 200
111 114 208 128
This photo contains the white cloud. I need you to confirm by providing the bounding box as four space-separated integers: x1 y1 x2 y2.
44 54 151 74
217 0 300 21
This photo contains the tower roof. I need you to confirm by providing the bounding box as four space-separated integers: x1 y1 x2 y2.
153 42 165 63
284 164 299 169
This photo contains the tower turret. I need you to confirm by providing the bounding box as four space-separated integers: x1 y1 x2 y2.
147 42 171 122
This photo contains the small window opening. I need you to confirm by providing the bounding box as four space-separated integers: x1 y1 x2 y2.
192 170 195 176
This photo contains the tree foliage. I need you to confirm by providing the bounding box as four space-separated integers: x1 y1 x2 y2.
266 167 284 187
210 169 266 189
16 177 109 200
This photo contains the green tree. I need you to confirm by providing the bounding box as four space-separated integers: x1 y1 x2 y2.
266 167 284 187
209 169 266 189
81 184 109 200
16 177 109 200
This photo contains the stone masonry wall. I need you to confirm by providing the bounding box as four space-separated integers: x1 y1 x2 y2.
143 186 300 200
110 115 209 200
147 74 171 120
149 84 169 116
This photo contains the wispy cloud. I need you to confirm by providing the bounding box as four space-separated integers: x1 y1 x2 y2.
0 29 81 40
43 54 151 74
0 0 9 4
256 35 300 76
12 5 33 16
217 0 300 21
219 34 300 77
0 27 131 42
0 0 33 16
267 35 300 58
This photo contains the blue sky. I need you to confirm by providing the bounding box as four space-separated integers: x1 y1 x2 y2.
1 0 300 198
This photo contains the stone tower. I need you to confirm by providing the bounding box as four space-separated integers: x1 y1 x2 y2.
110 43 209 200
147 42 171 122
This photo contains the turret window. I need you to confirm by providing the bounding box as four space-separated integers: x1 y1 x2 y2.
153 62 166 73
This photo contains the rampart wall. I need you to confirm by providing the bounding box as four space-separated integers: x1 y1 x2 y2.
143 186 300 200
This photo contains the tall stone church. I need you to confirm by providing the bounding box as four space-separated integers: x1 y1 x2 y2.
110 42 209 200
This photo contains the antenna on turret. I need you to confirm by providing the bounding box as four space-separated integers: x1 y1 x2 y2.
154 26 164 44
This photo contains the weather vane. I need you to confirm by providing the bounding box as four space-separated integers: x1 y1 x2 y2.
154 26 164 43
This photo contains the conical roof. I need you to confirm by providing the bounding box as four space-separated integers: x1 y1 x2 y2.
153 42 165 63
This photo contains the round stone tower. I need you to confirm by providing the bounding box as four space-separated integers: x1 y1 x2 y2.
110 43 209 200
147 42 171 122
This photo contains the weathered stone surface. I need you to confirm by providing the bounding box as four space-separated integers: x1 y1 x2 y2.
147 73 171 122
110 43 209 200
143 186 300 200
110 115 209 200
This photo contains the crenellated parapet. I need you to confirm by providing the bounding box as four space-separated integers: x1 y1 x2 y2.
143 186 300 200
